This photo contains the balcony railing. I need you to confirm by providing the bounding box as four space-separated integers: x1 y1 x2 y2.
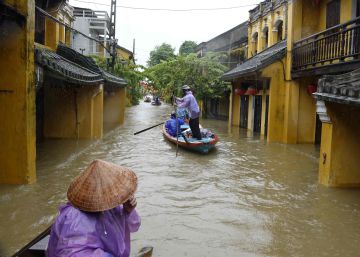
292 16 360 71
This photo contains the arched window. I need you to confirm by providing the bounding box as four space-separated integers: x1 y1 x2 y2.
252 32 258 55
263 27 269 48
273 19 284 42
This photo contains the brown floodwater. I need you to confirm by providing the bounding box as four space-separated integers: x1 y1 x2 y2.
1 102 360 257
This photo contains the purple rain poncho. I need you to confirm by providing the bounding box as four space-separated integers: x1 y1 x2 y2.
176 91 200 119
46 202 141 257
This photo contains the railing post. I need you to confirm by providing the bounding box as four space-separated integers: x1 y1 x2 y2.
340 25 345 61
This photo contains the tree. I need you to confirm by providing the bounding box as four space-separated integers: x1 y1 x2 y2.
145 52 230 102
92 55 145 105
179 40 197 56
147 43 175 67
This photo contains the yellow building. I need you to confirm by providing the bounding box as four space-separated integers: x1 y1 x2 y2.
0 0 127 184
224 0 360 187
223 0 289 140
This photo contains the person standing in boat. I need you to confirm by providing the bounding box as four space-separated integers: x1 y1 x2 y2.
46 159 140 257
175 85 202 140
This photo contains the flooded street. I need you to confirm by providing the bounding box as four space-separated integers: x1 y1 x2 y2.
1 102 360 257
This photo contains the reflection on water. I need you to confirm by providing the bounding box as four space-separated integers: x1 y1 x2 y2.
1 102 360 257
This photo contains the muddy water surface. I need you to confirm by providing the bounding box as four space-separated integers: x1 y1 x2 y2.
1 102 360 257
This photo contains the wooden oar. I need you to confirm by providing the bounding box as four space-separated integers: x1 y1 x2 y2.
173 93 179 157
133 122 164 135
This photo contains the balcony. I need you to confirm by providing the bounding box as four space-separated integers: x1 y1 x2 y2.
292 16 360 78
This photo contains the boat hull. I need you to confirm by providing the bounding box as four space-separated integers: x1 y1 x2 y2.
162 125 218 154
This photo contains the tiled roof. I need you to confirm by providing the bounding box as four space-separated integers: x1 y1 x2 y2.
57 43 102 73
35 46 103 85
221 40 287 81
314 68 360 105
102 70 127 87
57 43 127 87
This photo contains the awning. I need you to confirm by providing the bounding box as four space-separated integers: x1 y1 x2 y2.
35 46 103 85
314 68 360 105
221 40 287 81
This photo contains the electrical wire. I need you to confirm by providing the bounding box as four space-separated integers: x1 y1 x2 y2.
71 0 257 11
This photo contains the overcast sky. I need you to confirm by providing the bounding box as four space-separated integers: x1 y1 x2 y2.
69 0 263 66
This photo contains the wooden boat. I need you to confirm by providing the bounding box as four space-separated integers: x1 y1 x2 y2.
162 123 218 154
12 226 51 257
12 225 153 257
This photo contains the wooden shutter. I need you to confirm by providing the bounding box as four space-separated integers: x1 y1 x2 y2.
326 0 340 29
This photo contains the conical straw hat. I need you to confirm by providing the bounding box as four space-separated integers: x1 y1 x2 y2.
67 159 137 212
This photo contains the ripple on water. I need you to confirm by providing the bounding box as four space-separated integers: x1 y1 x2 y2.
2 102 360 257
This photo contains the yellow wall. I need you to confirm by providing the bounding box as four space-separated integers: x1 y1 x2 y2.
319 102 360 187
103 88 126 126
318 0 354 31
45 13 59 50
117 48 133 61
297 79 317 143
248 3 287 57
43 84 103 139
262 61 286 143
0 0 36 184
231 83 241 126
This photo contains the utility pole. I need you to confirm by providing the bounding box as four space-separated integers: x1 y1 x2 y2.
109 0 117 71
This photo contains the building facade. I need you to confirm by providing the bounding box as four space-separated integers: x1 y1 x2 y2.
223 0 360 187
72 7 110 57
197 22 248 120
0 0 127 184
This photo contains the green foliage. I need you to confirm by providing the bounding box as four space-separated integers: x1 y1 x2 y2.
144 52 230 101
147 43 176 67
179 40 197 55
179 41 197 56
92 56 145 106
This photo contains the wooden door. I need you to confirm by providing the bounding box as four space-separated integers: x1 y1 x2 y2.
240 96 249 128
253 96 262 133
264 95 269 137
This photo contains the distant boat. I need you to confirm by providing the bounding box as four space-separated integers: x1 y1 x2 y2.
144 95 151 102
162 123 218 154
151 97 161 105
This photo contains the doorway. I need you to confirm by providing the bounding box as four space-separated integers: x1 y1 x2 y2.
240 96 249 128
253 95 262 133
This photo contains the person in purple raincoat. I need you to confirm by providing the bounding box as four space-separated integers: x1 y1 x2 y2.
46 159 141 257
175 85 202 140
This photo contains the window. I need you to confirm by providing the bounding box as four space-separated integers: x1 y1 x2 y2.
326 0 340 29
252 32 258 55
264 27 269 48
277 21 283 41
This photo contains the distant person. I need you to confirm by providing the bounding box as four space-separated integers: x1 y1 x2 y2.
165 111 185 137
175 85 202 140
46 160 140 257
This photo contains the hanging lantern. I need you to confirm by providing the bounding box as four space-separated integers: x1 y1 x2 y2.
307 84 317 95
234 88 247 95
246 87 258 95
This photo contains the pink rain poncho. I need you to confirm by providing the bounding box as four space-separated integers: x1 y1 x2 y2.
46 202 141 257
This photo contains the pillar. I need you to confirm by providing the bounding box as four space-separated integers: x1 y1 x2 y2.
319 102 360 187
0 0 36 184
283 80 299 143
45 13 59 50
231 85 241 126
